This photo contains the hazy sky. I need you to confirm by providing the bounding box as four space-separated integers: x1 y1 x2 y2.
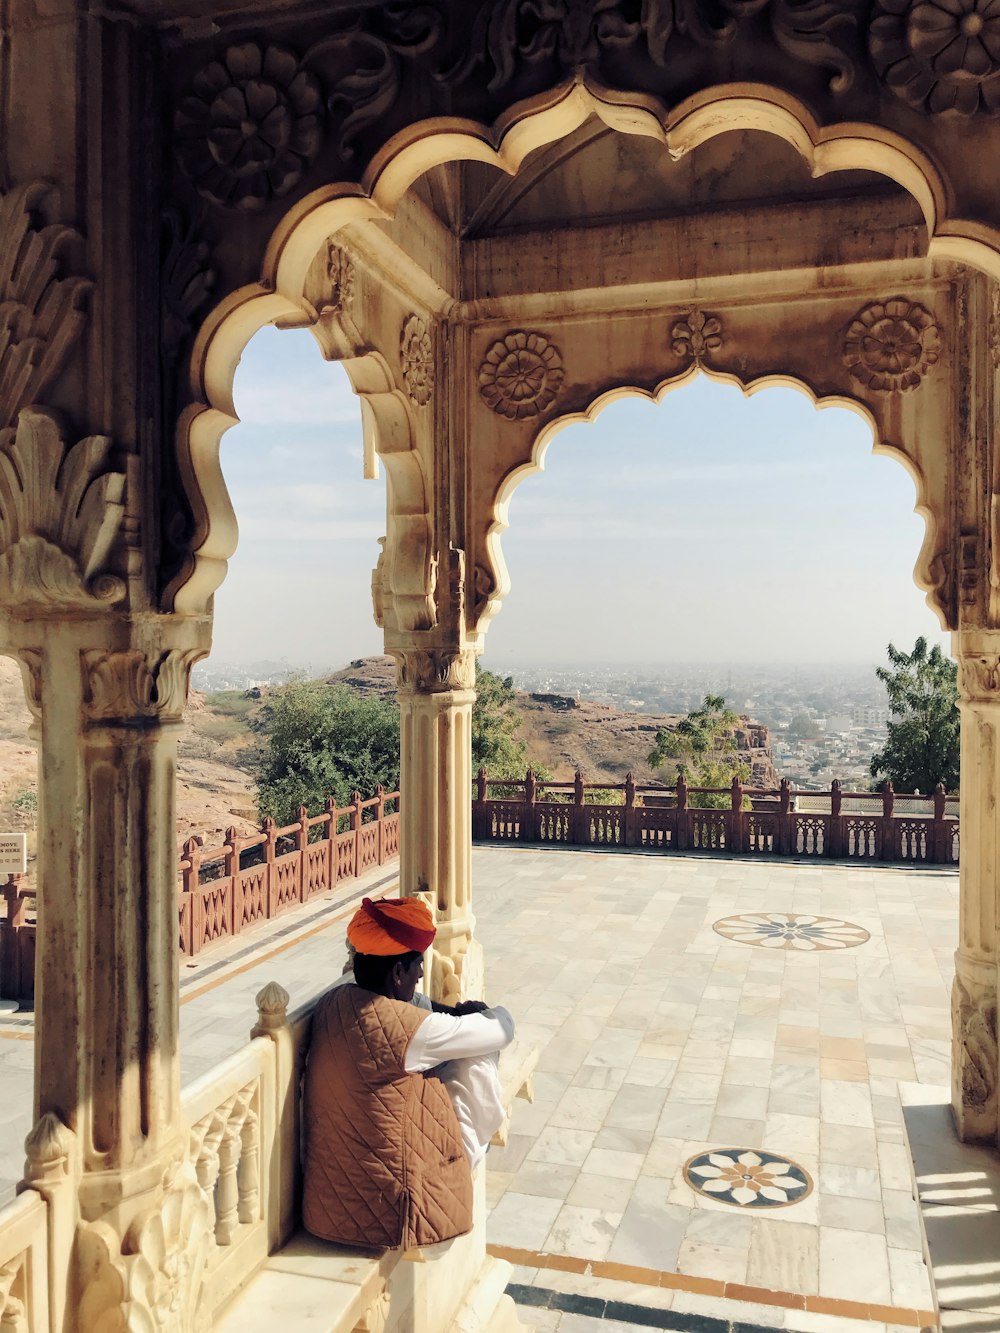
212 325 949 670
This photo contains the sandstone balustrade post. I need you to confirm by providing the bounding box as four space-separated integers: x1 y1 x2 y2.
225 826 241 937
523 768 537 843
323 799 337 889
881 782 896 862
676 774 689 852
0 875 25 1003
951 632 1000 1141
296 805 309 903
376 785 386 865
179 838 201 956
729 776 744 852
185 836 205 958
624 772 637 846
933 783 949 865
473 767 488 841
351 792 362 879
395 648 481 1003
573 769 587 845
778 777 793 856
262 816 277 915
829 780 845 859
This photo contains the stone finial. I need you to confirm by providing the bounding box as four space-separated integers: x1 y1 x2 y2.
255 981 290 1029
24 1111 74 1179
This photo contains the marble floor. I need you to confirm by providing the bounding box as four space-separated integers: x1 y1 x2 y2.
0 847 955 1329
472 847 954 1330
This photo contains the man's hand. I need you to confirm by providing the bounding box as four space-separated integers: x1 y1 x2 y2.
430 999 490 1016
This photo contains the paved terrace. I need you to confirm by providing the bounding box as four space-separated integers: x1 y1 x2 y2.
0 848 955 1332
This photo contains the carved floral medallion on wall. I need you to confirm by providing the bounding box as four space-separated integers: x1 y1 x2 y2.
176 43 324 210
400 315 434 405
671 310 724 364
842 297 941 392
326 242 355 315
479 330 564 420
870 0 1000 114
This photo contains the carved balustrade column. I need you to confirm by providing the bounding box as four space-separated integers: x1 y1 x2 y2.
953 631 1000 1141
394 647 482 1003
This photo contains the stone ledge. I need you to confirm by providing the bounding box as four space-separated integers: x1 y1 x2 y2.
900 1082 1000 1331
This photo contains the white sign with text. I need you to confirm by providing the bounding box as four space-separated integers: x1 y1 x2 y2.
0 833 27 876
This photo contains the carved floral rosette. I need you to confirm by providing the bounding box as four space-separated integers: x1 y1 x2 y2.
326 242 355 315
842 297 941 392
870 0 1000 116
479 330 564 420
175 43 323 210
400 315 434 405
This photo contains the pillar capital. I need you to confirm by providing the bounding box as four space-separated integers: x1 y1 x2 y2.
392 645 477 696
954 630 1000 704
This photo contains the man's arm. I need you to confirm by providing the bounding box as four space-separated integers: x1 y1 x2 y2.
403 1006 515 1073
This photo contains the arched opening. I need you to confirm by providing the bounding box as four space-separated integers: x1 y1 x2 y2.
170 83 999 615
155 86 987 1317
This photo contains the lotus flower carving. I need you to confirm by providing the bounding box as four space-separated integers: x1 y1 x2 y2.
479 331 564 421
842 297 941 392
870 0 1000 114
176 43 323 209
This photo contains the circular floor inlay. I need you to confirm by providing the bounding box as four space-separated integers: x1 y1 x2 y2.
712 912 870 951
683 1148 813 1209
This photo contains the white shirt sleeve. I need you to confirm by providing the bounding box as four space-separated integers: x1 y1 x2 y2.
403 1006 515 1074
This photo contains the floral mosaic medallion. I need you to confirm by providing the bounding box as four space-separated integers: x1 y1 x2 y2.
684 1149 813 1209
712 912 870 951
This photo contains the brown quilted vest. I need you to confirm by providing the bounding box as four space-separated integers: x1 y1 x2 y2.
302 983 473 1250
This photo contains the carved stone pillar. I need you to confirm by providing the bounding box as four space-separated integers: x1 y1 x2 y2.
953 631 1000 1141
6 617 210 1318
395 647 483 1003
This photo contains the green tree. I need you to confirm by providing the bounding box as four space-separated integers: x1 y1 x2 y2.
253 680 400 824
472 666 530 779
647 694 750 809
869 637 960 793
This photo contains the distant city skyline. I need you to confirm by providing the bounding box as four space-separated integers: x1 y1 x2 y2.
213 326 951 670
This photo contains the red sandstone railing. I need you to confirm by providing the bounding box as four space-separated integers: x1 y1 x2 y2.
178 788 400 958
0 789 400 1004
473 769 960 866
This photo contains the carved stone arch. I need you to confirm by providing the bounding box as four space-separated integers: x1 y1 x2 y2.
166 79 1000 616
169 221 437 629
473 364 947 642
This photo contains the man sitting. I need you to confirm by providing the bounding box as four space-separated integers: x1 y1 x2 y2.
302 896 515 1251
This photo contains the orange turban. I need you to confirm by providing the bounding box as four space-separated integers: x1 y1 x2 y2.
346 896 436 956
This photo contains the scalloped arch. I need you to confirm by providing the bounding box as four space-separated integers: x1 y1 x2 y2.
478 364 944 641
169 78 997 616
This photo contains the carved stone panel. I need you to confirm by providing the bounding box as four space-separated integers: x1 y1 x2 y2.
479 331 564 420
400 315 434 406
0 409 125 610
0 182 91 430
82 649 201 723
842 297 941 392
175 42 324 210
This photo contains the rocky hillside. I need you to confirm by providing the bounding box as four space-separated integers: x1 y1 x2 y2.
325 657 778 787
0 654 777 877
